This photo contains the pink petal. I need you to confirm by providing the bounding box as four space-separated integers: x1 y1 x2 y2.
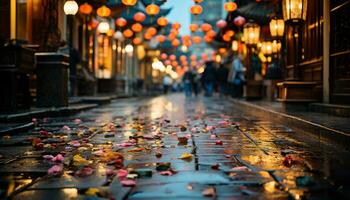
210 134 216 139
121 179 136 187
74 119 82 124
75 167 94 177
117 169 128 178
62 125 71 131
159 171 174 176
52 154 64 162
48 165 63 175
43 155 54 160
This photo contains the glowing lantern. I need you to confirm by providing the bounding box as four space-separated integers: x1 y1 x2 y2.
115 18 127 27
189 24 199 32
165 60 171 65
114 31 124 41
172 61 178 67
234 16 246 27
224 2 237 12
144 33 152 40
201 53 208 60
180 55 187 61
204 35 213 43
261 41 273 55
172 39 180 47
133 38 142 45
172 23 181 30
157 17 168 26
107 29 114 37
190 5 203 15
131 23 143 33
122 0 137 6
89 19 99 29
223 34 231 42
64 0 78 15
271 40 282 54
225 30 235 37
146 4 160 16
190 55 197 61
147 27 157 36
201 23 212 32
161 53 168 60
157 35 166 43
98 21 110 34
243 21 260 45
207 30 216 38
168 33 176 41
192 36 202 44
133 12 146 22
282 0 307 22
219 48 227 54
170 29 179 36
269 18 285 37
123 29 134 38
182 35 191 42
79 3 92 15
232 40 238 51
169 55 176 61
183 40 192 47
97 5 111 17
216 19 227 29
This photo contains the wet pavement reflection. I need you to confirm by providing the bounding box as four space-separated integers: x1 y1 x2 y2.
1 94 350 199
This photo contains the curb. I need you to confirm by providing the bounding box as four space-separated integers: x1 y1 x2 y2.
230 99 350 149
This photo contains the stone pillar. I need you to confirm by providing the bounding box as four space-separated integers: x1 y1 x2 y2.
36 53 69 107
323 0 330 103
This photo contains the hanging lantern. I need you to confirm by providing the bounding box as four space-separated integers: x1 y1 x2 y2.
115 18 127 27
161 53 168 60
224 2 237 12
282 0 307 22
79 3 92 15
107 29 114 37
201 53 208 60
183 40 192 47
172 61 178 67
172 23 181 30
64 0 79 15
271 40 282 54
222 34 231 42
190 5 203 15
182 35 191 41
269 18 285 37
169 55 176 61
89 19 99 29
243 21 260 45
168 33 176 41
164 60 171 65
147 27 157 36
201 23 212 32
204 35 213 43
190 55 197 61
170 29 179 36
216 19 227 29
146 4 160 16
225 30 235 37
193 0 203 3
123 29 134 38
172 39 180 47
180 55 187 62
157 35 166 43
234 16 246 27
144 32 152 40
207 30 216 38
133 38 142 45
189 24 199 32
114 31 124 41
219 48 227 54
232 40 238 51
133 12 146 22
131 23 143 33
97 5 111 17
157 17 168 26
122 0 137 6
261 41 273 55
98 21 110 34
192 36 202 44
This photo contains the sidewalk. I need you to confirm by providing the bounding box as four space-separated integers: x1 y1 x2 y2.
231 99 350 148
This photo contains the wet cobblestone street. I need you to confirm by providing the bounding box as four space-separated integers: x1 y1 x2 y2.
1 94 350 200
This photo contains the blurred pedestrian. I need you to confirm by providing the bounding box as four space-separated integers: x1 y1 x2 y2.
216 62 229 97
163 74 173 94
192 68 200 97
183 68 194 97
202 61 216 97
228 54 246 97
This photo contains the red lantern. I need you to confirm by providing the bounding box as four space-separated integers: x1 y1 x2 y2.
190 55 197 61
168 33 176 41
204 35 213 43
97 5 111 17
169 55 176 61
189 24 199 32
131 23 143 33
172 39 180 47
146 4 160 16
201 23 212 32
147 27 157 36
115 18 127 27
182 35 191 41
123 29 134 38
219 48 227 54
157 17 168 26
172 23 181 30
165 60 171 65
122 0 137 6
190 5 203 15
192 36 202 44
207 30 216 38
201 53 208 60
89 19 99 29
224 2 237 12
144 33 153 40
157 35 166 43
161 53 168 60
216 19 227 29
222 34 231 42
225 30 235 37
180 55 187 62
79 3 92 15
133 12 146 22
234 16 246 27
133 38 142 45
183 40 192 47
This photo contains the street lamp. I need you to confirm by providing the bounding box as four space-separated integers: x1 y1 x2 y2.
269 18 285 37
243 21 260 45
64 0 78 15
282 0 308 79
98 21 110 34
125 44 134 55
